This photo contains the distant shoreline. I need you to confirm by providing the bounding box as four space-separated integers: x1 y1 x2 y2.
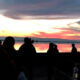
0 37 80 44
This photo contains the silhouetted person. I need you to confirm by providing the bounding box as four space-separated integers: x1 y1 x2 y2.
47 43 59 55
2 37 17 79
19 37 36 58
0 38 16 80
47 43 55 80
71 44 77 54
3 36 17 59
47 43 54 54
19 37 36 80
53 44 59 54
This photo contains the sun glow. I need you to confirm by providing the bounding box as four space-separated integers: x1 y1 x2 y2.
0 14 80 52
14 43 80 52
0 14 80 37
14 42 23 50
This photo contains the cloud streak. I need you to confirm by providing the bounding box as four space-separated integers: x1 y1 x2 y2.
0 0 80 19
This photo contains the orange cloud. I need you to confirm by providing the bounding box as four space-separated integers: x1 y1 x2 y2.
30 28 80 40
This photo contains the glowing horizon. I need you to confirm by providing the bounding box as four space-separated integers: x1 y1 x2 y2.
0 14 80 40
1 0 80 52
14 42 80 53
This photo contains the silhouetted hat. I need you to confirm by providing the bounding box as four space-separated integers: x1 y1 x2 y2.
24 37 34 43
72 43 75 47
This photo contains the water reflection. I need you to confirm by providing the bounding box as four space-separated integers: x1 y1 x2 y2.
33 43 49 52
14 42 80 53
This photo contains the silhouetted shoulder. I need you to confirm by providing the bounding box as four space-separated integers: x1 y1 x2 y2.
47 43 54 54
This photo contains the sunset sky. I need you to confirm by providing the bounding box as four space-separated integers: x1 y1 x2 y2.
0 0 80 40
0 0 80 52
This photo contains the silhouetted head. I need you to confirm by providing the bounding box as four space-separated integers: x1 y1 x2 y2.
54 44 57 48
49 43 54 49
24 37 34 44
3 36 15 47
72 43 75 47
49 43 53 46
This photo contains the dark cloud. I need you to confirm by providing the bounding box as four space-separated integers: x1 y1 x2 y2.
3 10 80 19
0 0 80 19
67 21 80 32
76 21 80 24
69 27 80 32
55 26 80 33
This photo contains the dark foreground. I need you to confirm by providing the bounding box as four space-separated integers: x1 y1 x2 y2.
0 37 79 80
16 52 80 80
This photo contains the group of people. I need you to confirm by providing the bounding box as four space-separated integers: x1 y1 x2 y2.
47 43 59 54
0 36 78 80
0 36 36 80
47 42 77 54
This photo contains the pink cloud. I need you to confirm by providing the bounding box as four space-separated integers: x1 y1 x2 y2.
30 29 80 40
